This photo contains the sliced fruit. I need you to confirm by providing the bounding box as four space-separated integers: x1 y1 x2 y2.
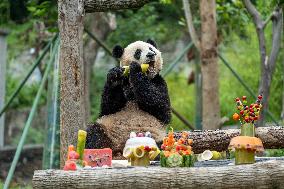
133 147 145 158
166 153 183 167
123 147 134 158
149 149 160 160
201 150 213 161
122 66 130 76
141 63 149 73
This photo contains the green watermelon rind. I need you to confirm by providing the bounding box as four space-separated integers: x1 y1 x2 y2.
160 153 194 167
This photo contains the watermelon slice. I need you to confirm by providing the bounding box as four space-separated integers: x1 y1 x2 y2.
84 148 112 167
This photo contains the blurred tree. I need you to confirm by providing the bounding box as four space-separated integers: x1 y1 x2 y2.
199 0 220 130
243 0 283 126
107 2 184 46
182 0 220 130
83 13 116 121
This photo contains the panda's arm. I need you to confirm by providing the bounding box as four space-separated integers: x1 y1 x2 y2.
130 65 171 124
99 67 127 117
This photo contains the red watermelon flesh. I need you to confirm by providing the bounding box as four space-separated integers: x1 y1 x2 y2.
84 148 112 167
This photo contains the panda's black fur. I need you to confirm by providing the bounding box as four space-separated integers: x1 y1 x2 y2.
86 40 171 152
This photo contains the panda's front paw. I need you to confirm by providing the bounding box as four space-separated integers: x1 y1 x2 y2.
130 62 142 74
107 66 124 86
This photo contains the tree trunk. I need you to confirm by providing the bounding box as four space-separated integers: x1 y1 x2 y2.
282 58 284 121
58 0 86 168
84 0 150 13
83 13 116 122
33 160 284 189
243 0 283 126
199 0 220 130
0 30 8 149
174 126 284 154
258 9 283 126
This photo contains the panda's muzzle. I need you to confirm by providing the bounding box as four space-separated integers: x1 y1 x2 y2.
146 51 155 59
146 52 156 66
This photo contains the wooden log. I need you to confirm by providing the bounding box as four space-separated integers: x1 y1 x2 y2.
58 0 86 167
33 160 284 189
175 126 284 154
84 0 151 13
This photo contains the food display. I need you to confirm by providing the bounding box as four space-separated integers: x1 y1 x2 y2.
160 128 194 167
123 132 160 166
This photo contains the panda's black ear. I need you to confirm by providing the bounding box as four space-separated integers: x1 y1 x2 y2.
146 39 157 48
112 45 124 58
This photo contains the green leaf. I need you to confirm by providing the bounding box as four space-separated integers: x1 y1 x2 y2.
27 6 37 12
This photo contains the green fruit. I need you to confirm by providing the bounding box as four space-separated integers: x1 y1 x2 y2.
183 155 195 167
166 153 183 167
160 152 167 167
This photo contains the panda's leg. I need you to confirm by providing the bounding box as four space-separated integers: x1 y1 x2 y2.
85 123 113 149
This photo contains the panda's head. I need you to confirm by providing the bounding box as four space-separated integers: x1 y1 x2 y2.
112 39 163 78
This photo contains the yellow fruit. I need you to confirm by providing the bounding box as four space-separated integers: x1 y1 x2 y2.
123 66 130 76
141 63 149 73
122 64 149 76
211 151 221 160
149 149 160 160
133 147 145 158
151 147 157 151
123 147 134 158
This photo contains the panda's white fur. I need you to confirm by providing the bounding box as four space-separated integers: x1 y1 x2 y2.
120 41 163 78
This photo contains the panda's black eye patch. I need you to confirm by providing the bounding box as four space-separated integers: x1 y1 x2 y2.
134 49 142 60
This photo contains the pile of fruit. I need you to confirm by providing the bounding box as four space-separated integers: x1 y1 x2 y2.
160 128 194 167
232 95 263 124
63 130 87 171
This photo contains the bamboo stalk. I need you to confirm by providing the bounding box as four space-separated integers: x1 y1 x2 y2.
4 39 59 189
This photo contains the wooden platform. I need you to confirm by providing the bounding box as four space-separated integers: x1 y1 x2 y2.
33 159 284 189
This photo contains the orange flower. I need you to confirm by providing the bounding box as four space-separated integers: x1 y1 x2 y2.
164 151 171 158
163 137 168 146
181 131 188 138
233 113 240 121
188 139 193 145
178 138 185 145
183 150 191 155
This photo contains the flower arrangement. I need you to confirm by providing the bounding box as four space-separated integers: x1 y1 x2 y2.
229 95 264 165
232 95 263 124
160 128 194 167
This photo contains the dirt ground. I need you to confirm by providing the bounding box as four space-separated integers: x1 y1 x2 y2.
0 145 43 186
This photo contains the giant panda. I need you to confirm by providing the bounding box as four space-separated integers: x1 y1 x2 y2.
86 39 171 157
